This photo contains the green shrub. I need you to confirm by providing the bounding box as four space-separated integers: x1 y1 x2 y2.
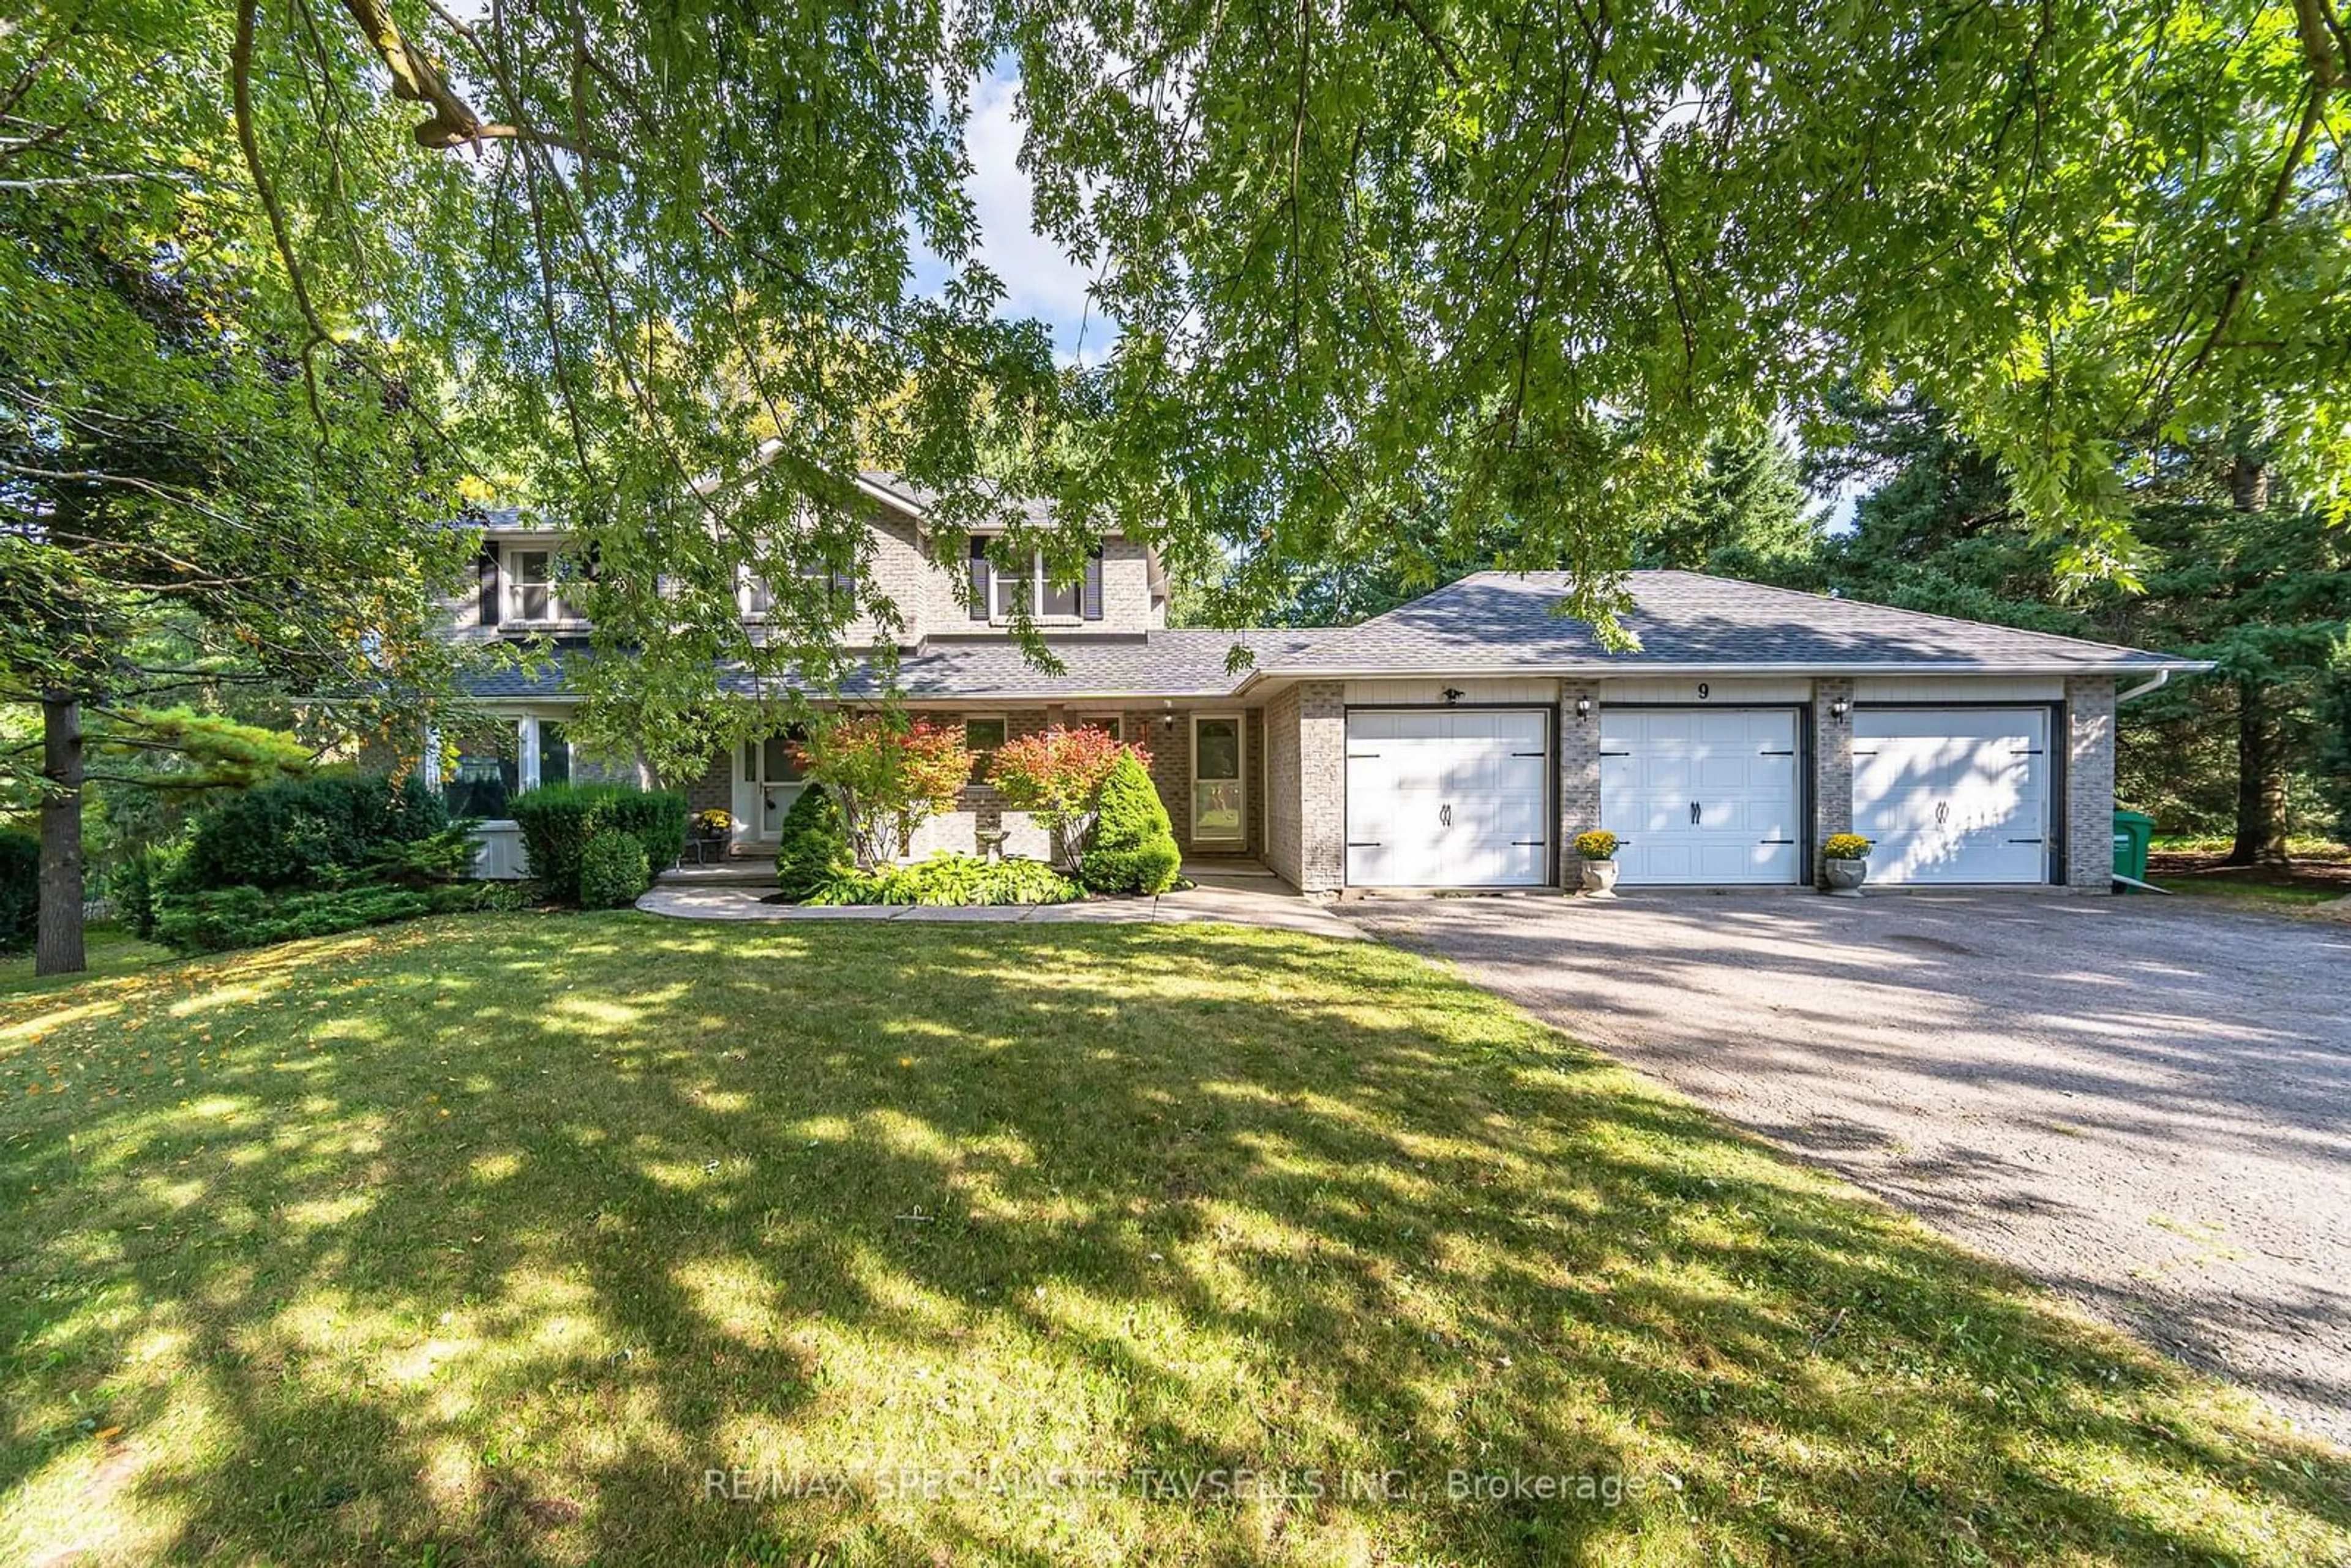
107 844 183 940
1078 752 1182 895
0 829 37 951
801 851 1079 907
182 774 449 893
152 883 435 955
509 782 686 903
772 785 850 901
579 830 650 909
359 822 481 887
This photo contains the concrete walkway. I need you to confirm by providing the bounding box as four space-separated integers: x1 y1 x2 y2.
637 866 1363 940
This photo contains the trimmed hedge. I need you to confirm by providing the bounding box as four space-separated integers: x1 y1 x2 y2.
182 774 449 893
772 785 850 902
0 829 36 951
509 783 686 904
802 852 1079 907
1078 752 1182 895
579 830 650 909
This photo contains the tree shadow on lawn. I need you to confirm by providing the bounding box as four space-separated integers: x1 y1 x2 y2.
1 913 2347 1566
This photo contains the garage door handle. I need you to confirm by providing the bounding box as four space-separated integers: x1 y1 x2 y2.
1346 841 1382 847
1689 801 1702 825
1760 838 1796 844
1439 804 1453 827
2008 838 2044 845
1936 802 1949 824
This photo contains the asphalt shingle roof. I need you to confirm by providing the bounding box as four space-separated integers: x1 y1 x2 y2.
1269 571 2194 677
460 630 1322 704
456 571 2201 703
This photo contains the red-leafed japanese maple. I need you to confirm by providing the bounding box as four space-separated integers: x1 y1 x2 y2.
986 726 1150 871
793 715 975 869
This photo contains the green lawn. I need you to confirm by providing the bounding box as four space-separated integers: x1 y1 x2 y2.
2147 877 2342 906
0 921 173 992
2 915 2345 1566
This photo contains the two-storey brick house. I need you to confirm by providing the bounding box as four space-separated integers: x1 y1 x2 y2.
441 471 2203 893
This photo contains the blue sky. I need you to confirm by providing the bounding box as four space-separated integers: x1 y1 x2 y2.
909 72 1110 365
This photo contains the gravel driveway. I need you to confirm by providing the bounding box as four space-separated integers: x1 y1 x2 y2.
1344 890 2351 1447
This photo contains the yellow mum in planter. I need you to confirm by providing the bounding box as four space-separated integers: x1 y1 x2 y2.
1824 833 1873 860
1573 830 1619 861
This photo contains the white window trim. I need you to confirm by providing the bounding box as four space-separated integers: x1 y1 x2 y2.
989 551 1084 625
1190 711 1247 846
738 568 773 621
506 547 585 626
1075 712 1124 742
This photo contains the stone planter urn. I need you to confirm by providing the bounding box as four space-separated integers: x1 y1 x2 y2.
1823 857 1867 896
1573 830 1622 899
1821 836 1872 897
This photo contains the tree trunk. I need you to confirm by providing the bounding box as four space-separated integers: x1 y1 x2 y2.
2229 452 2271 512
36 692 86 976
2227 678 2291 865
2223 445 2287 865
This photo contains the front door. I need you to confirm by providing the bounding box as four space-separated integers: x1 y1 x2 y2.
732 733 806 843
1191 715 1245 847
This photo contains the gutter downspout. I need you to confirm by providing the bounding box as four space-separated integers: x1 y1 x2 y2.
2116 669 2170 705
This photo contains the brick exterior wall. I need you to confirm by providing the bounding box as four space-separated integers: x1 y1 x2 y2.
2064 675 2117 893
1557 680 1601 888
1265 688 1303 887
1295 681 1346 892
670 751 733 821
1810 677 1856 888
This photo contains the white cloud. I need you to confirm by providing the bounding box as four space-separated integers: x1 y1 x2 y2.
912 69 1112 362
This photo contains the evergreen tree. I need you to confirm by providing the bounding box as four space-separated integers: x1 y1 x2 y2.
2101 449 2351 862
1638 426 1820 576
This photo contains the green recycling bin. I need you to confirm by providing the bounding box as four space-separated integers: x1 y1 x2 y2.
2111 810 2155 890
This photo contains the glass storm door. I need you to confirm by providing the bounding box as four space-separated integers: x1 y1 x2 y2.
1192 715 1244 845
742 735 806 837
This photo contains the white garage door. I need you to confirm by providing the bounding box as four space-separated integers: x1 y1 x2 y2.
1345 710 1550 887
1600 709 1804 885
1853 708 2052 885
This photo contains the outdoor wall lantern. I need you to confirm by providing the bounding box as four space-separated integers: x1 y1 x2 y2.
1442 686 1465 705
1829 698 1851 719
1574 697 1593 721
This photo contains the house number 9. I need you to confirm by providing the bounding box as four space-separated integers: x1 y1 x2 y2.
1697 682 1711 700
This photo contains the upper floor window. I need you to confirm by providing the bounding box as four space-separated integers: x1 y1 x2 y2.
509 549 580 622
741 564 854 620
992 552 1081 620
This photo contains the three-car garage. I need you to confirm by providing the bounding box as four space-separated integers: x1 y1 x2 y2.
1340 696 2063 890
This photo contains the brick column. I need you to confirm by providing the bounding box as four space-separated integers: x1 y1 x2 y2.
2064 675 2117 893
1557 680 1602 888
1297 681 1346 893
1810 677 1855 889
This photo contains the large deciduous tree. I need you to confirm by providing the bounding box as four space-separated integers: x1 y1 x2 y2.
0 2 472 972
